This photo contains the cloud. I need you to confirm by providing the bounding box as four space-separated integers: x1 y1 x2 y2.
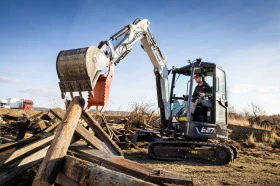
0 75 22 83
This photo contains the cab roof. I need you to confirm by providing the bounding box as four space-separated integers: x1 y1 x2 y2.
172 62 224 75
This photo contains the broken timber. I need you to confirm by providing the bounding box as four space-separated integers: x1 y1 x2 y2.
49 107 122 156
57 155 157 186
81 110 123 156
0 133 51 157
0 146 49 185
0 97 193 185
33 96 85 186
0 135 54 166
69 145 193 185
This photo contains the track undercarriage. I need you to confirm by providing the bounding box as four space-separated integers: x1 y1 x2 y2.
148 140 238 165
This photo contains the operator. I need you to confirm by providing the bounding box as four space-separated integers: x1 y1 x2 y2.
192 73 212 122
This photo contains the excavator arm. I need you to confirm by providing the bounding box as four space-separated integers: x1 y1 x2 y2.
56 18 170 121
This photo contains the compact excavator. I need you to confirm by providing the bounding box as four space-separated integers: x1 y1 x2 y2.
56 18 238 164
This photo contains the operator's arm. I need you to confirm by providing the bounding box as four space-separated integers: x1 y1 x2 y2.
192 86 199 102
204 83 212 97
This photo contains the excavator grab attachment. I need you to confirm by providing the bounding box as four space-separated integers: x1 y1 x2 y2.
56 46 114 110
56 46 110 99
87 64 114 111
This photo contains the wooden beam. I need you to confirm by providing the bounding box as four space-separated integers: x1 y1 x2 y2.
0 135 54 166
55 173 80 186
49 108 66 120
33 96 85 186
37 120 47 131
43 120 61 133
105 123 120 142
0 135 80 185
81 111 123 156
43 107 108 153
0 146 49 185
60 155 156 186
15 112 45 140
69 145 193 185
28 112 45 121
16 121 30 141
49 107 123 156
75 124 109 154
0 133 51 157
43 108 65 133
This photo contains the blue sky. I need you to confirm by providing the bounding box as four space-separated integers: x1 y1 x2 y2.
0 0 279 114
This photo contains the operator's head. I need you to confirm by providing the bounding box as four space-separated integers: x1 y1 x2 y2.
194 73 203 84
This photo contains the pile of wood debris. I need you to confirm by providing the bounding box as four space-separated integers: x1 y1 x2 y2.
0 97 193 186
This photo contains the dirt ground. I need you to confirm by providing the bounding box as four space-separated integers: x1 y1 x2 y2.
124 147 280 186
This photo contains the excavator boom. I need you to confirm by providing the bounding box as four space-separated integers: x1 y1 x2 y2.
56 18 170 118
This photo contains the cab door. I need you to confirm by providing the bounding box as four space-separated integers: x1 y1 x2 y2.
215 67 228 124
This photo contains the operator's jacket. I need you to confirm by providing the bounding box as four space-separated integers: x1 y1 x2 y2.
192 82 212 112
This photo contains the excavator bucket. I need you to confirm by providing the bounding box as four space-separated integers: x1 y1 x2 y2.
56 46 110 99
87 64 114 112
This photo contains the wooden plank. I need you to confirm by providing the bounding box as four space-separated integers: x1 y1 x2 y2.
0 135 54 166
43 108 65 133
105 123 120 142
43 120 61 133
15 112 45 140
37 120 47 131
61 155 156 186
81 111 123 156
0 136 80 185
50 108 123 156
0 146 49 185
49 108 65 120
75 124 109 154
55 173 80 186
16 121 30 140
44 108 108 153
69 145 193 185
28 112 45 121
0 133 51 156
32 96 85 186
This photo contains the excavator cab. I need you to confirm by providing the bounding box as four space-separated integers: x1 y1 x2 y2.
169 60 228 141
147 60 236 164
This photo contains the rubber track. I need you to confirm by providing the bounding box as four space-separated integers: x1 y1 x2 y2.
148 141 235 165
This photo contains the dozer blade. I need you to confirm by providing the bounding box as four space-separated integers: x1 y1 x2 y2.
56 46 110 99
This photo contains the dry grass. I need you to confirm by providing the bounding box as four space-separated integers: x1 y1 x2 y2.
228 117 250 127
229 114 280 149
262 133 269 143
229 117 273 131
251 123 273 131
270 131 280 148
242 131 280 149
244 133 257 148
